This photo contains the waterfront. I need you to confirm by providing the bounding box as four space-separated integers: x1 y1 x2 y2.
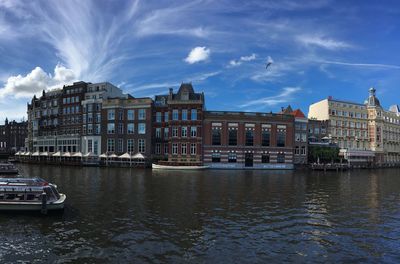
1 165 400 263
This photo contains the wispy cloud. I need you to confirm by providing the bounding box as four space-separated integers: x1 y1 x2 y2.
318 60 400 69
240 87 301 108
184 46 211 64
229 53 257 67
297 35 352 50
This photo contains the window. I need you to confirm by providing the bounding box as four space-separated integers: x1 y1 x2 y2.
95 124 101 134
191 109 197 120
277 128 286 147
181 127 187 137
127 139 134 153
172 127 178 137
164 128 169 138
164 112 169 122
107 123 115 134
138 139 145 153
228 153 237 163
212 153 221 163
295 146 300 155
127 110 134 120
156 143 161 154
87 124 93 134
96 113 101 123
277 153 285 163
191 126 197 137
245 130 254 146
190 144 196 155
295 133 300 142
182 110 188 120
107 139 115 152
117 139 123 153
229 129 237 145
138 123 146 134
212 128 221 145
262 130 270 146
172 143 178 155
156 112 162 122
156 128 161 138
261 154 270 163
164 144 169 154
94 140 98 155
118 123 124 134
127 123 134 134
118 110 123 121
172 109 179 120
181 143 187 155
301 146 306 155
138 109 146 120
108 110 115 120
88 139 93 153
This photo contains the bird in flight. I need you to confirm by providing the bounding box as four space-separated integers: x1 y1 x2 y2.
266 56 273 70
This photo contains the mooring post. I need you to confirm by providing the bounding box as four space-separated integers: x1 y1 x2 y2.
41 192 47 215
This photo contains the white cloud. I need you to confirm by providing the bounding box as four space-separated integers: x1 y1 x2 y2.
184 46 210 64
297 35 352 50
229 53 257 67
318 60 400 69
0 65 77 98
240 87 301 108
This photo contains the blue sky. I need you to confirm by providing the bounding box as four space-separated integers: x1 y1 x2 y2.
1 0 400 122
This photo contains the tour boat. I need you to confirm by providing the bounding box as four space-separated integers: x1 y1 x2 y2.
0 163 18 175
152 163 209 170
0 178 66 213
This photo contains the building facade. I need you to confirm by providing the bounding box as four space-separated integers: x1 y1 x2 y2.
203 111 295 169
101 97 153 158
0 118 28 152
153 84 204 165
308 88 400 165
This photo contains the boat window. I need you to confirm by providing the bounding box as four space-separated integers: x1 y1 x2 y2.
26 194 36 201
0 194 4 200
5 194 16 200
16 194 25 201
44 187 56 200
50 186 60 199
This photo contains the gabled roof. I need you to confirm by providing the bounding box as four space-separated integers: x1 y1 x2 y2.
292 109 306 118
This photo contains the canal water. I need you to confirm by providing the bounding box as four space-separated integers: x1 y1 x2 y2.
1 164 400 263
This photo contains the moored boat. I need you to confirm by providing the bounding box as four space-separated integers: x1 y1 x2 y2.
0 163 18 175
152 163 209 170
0 178 66 213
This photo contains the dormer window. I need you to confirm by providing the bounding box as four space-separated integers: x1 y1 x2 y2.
182 92 189 100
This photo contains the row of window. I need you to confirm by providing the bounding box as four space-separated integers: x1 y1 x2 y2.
331 120 367 129
62 96 80 104
155 126 198 138
212 129 285 147
294 146 307 155
170 143 197 155
330 109 367 119
156 109 198 122
108 109 146 121
107 123 146 134
83 103 101 113
210 153 285 163
63 106 80 115
107 138 146 153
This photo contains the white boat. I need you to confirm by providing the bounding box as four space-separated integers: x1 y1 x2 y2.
0 178 66 213
152 163 209 170
0 163 18 175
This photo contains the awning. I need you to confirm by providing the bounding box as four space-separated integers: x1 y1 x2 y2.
119 153 132 159
40 152 49 156
62 152 71 157
24 152 31 156
109 153 118 158
32 151 40 156
15 151 21 156
99 153 108 158
52 151 61 157
132 153 145 159
84 152 97 157
72 152 83 157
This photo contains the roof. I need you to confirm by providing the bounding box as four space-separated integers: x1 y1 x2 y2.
291 109 306 118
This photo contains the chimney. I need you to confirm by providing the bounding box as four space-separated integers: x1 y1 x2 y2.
169 88 173 99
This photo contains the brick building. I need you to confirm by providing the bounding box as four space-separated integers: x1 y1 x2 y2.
203 111 295 169
101 97 153 158
0 118 28 152
153 84 204 165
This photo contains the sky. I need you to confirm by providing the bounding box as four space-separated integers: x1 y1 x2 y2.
1 0 400 123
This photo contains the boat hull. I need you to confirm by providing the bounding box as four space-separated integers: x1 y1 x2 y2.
0 194 66 211
152 163 209 170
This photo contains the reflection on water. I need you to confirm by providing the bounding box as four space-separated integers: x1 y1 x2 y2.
1 164 400 263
